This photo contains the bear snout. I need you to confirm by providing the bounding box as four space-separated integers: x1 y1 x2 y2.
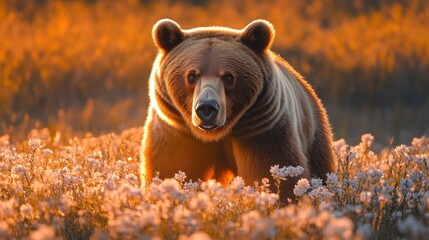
195 99 219 130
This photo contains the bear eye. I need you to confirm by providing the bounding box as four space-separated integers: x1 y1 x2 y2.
221 73 235 87
187 72 198 84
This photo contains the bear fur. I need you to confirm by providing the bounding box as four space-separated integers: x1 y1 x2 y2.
141 19 336 201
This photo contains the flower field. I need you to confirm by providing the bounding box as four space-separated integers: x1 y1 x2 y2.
0 128 428 239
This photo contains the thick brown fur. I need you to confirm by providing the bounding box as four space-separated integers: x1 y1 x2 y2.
141 19 336 201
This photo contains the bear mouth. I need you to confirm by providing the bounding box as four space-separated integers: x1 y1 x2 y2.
198 124 218 131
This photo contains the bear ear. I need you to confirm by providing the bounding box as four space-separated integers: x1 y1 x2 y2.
240 20 275 53
152 19 184 52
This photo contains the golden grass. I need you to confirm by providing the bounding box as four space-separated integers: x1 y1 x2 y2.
1 1 429 138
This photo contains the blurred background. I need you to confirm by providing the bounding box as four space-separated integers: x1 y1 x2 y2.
1 0 428 148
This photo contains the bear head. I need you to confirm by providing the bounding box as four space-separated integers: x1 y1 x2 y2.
150 19 275 142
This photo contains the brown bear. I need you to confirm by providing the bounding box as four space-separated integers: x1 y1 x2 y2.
141 19 336 201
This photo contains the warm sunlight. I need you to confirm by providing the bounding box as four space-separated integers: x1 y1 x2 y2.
1 0 428 239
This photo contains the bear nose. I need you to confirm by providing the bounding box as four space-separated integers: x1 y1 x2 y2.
195 99 219 122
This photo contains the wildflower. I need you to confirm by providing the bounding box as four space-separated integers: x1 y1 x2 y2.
151 171 162 185
150 178 184 202
310 178 323 188
394 145 409 157
173 206 197 230
326 173 341 194
174 171 187 183
323 216 354 240
11 165 28 180
360 133 374 148
241 211 276 239
411 136 429 152
189 192 212 213
58 194 75 214
20 203 34 219
410 170 425 182
0 162 9 172
87 157 97 166
368 169 383 181
333 139 348 158
201 179 224 198
294 178 310 197
359 191 372 204
347 178 359 192
399 178 414 192
270 165 304 181
228 176 245 194
397 215 427 238
255 192 279 208
115 160 129 170
43 149 53 157
29 224 55 240
125 173 139 185
357 172 366 180
183 180 200 192
308 186 331 201
28 139 42 150
259 178 271 192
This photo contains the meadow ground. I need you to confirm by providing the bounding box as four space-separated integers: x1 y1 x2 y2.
0 128 428 239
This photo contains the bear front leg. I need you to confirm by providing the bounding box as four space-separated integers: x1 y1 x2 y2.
231 131 310 202
141 111 229 185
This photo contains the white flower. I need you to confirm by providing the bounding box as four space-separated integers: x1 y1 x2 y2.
183 180 200 192
333 139 348 158
394 145 409 156
368 169 383 181
28 139 42 150
115 160 129 169
174 171 187 183
310 178 323 188
189 192 212 212
326 173 341 194
43 149 53 157
149 178 184 202
360 133 374 148
173 205 196 229
323 217 354 240
241 211 276 239
228 176 245 194
359 191 372 204
270 165 304 181
293 178 310 197
201 179 224 198
308 186 331 200
259 178 271 192
125 173 139 185
255 192 279 208
11 165 28 180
